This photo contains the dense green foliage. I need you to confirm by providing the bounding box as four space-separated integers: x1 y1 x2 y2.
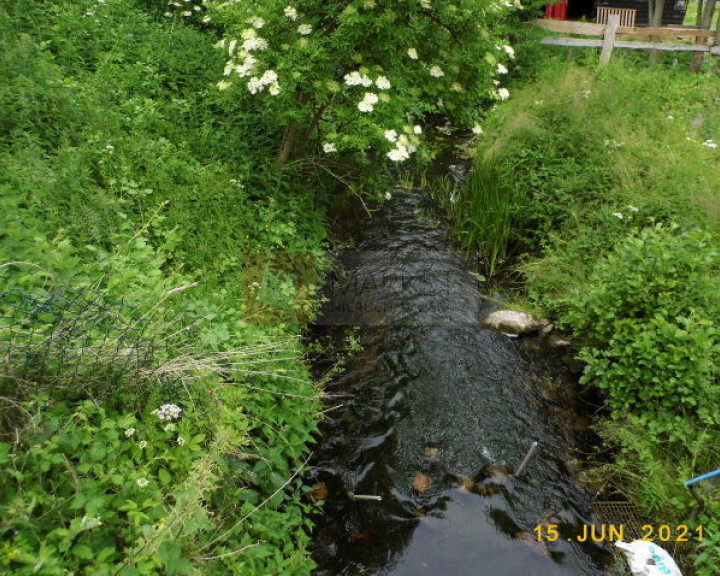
448 54 720 574
0 0 324 573
0 0 532 573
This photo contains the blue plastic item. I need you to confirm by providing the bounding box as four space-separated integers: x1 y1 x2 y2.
685 467 720 486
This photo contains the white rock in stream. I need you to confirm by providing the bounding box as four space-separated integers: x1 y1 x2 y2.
483 310 548 335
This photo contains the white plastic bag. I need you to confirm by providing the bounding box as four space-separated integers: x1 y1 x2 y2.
615 540 683 576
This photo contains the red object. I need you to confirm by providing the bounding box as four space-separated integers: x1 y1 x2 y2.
544 0 568 19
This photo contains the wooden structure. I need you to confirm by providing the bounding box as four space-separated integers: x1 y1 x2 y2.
543 0 687 24
534 18 719 62
595 0 687 26
596 5 636 27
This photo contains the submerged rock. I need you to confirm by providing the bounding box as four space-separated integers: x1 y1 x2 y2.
483 310 548 335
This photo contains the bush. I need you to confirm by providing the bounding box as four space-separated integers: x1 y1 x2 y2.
563 225 720 445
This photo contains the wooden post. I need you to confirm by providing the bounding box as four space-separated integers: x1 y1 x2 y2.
600 14 620 66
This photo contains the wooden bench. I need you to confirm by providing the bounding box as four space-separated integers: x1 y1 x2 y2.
596 6 637 28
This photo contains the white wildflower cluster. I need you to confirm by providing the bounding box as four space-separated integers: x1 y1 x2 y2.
248 70 281 95
472 124 483 135
407 48 419 60
243 37 269 51
386 127 421 162
344 71 373 87
612 212 623 219
429 65 444 78
358 92 379 112
503 45 515 59
420 0 432 8
137 478 149 488
497 87 510 101
124 428 136 438
297 23 313 35
375 76 391 90
139 440 148 449
497 63 508 75
153 403 183 421
703 139 718 149
164 0 210 21
323 142 337 153
450 82 463 92
247 16 265 28
284 5 298 20
218 32 280 95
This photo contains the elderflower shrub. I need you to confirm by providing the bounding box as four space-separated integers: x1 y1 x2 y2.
207 0 520 162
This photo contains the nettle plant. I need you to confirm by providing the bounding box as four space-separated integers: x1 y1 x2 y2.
207 0 520 164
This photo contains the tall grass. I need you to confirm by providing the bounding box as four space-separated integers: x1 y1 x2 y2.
452 150 511 277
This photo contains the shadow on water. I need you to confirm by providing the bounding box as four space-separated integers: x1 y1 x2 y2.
309 189 611 576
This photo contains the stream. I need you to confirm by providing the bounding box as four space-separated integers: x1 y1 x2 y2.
309 188 611 576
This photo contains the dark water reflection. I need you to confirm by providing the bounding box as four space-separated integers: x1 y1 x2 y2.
310 190 609 575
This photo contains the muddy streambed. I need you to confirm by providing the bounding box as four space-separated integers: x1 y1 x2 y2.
308 189 611 575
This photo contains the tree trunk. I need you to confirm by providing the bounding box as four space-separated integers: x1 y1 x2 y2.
691 0 717 71
278 124 298 165
647 0 666 63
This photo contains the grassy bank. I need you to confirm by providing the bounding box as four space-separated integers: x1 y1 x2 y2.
449 54 720 573
0 2 327 573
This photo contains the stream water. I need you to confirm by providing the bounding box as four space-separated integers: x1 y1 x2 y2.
309 189 611 576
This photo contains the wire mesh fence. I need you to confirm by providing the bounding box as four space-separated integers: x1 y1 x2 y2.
0 288 166 435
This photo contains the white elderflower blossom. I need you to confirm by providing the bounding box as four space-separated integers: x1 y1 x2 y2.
344 71 373 87
261 69 278 84
612 212 623 219
247 76 265 94
384 130 398 142
362 92 379 105
703 139 718 149
628 205 639 212
472 124 483 135
284 6 298 20
429 65 444 78
228 39 237 55
124 428 136 438
137 478 149 488
451 82 463 92
202 15 211 23
384 192 392 200
420 0 431 8
241 28 257 40
323 142 337 153
407 48 418 60
139 440 148 449
503 45 515 58
153 403 183 421
413 125 422 135
242 37 268 51
358 101 374 112
375 76 391 90
268 81 281 95
248 16 265 28
214 39 226 49
182 10 191 17
177 436 186 446
497 87 510 100
497 63 508 74
297 23 312 35
216 80 232 90
236 55 257 77
387 145 410 162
